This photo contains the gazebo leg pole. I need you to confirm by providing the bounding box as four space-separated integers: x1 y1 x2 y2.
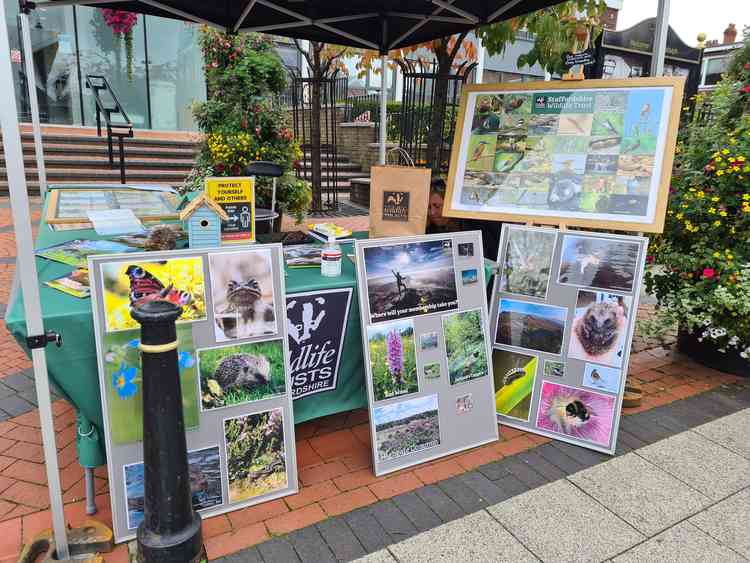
0 0 69 558
651 0 671 77
379 54 388 165
19 9 48 197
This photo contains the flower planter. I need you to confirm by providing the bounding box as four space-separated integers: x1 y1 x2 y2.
678 328 750 377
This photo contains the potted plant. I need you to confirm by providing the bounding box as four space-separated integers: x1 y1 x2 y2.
183 29 311 230
641 36 750 376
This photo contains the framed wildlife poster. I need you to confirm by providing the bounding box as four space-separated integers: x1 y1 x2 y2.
88 244 297 543
444 77 685 232
354 232 498 476
490 225 648 454
45 186 180 224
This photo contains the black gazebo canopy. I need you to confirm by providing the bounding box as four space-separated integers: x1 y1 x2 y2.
39 0 564 52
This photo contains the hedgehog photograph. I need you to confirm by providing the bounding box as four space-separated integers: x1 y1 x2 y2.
209 249 277 342
198 340 286 410
568 291 632 368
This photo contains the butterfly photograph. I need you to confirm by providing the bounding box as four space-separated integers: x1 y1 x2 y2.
100 257 207 332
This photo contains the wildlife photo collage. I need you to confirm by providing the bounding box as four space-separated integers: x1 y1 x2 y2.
88 246 297 541
491 225 647 453
357 233 498 476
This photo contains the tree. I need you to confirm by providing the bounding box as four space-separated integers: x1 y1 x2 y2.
477 0 607 77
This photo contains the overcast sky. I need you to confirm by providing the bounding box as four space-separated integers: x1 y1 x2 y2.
617 1 750 46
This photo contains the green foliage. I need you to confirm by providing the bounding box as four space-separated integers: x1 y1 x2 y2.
368 328 417 401
443 310 488 384
642 41 750 358
199 341 286 410
478 0 607 76
186 28 311 222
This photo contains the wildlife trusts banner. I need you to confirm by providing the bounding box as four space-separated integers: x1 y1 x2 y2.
286 288 353 400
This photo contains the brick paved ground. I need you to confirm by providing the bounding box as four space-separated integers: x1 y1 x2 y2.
0 197 721 561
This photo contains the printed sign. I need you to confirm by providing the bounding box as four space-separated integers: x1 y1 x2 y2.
286 288 353 400
205 176 255 243
563 48 596 68
382 191 410 221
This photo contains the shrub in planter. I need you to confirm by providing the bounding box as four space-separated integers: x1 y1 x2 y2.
642 37 750 372
183 29 311 224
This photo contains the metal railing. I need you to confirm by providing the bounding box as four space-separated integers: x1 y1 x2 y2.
84 75 133 183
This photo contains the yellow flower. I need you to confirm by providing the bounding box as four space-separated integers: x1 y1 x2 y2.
743 194 750 200
715 156 723 162
708 207 716 214
713 220 721 226
716 170 725 176
728 254 734 260
738 156 746 162
713 251 721 258
676 213 684 219
697 191 705 198
689 187 696 192
722 148 730 155
733 166 740 172
711 196 720 202
719 210 728 217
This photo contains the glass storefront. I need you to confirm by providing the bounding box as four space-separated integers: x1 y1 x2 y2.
5 3 206 131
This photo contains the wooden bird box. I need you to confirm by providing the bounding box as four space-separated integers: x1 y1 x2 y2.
179 193 229 249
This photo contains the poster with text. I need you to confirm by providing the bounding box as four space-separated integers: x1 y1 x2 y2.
356 233 498 476
444 78 685 232
206 176 256 243
490 225 648 455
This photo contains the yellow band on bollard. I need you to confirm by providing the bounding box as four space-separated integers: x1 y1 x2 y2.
139 341 178 353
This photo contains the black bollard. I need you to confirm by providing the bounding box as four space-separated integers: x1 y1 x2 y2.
131 300 206 563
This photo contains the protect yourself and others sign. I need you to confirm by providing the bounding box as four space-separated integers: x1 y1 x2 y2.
205 176 255 243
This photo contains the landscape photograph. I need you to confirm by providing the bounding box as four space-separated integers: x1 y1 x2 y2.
363 239 458 323
558 235 640 292
374 394 441 463
492 349 538 422
496 299 567 355
499 227 557 299
443 309 489 385
223 409 287 503
367 319 418 402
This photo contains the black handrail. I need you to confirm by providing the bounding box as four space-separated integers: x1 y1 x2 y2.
84 75 133 183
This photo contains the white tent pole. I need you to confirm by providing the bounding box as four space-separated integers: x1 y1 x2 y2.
378 54 388 165
19 10 48 197
651 0 670 77
0 0 69 558
474 34 484 84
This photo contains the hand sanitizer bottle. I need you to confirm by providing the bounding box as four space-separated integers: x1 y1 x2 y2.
321 235 342 277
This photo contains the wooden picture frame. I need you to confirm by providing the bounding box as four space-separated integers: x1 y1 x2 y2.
45 188 180 225
444 77 685 233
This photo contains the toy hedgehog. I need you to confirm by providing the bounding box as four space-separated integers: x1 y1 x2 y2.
213 354 270 391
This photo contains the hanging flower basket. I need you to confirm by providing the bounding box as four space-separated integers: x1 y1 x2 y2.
101 9 138 81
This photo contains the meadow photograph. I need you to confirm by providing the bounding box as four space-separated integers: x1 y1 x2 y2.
558 235 640 293
499 227 556 299
103 326 199 445
223 409 287 503
492 349 538 422
209 249 277 342
363 239 458 323
198 340 286 411
100 257 207 333
124 445 223 529
443 309 488 385
536 381 615 448
374 394 440 462
367 319 418 402
496 299 567 355
568 291 632 368
423 362 441 380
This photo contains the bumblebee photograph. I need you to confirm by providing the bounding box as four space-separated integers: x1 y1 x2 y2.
568 291 633 368
209 249 277 342
536 381 615 447
198 340 286 411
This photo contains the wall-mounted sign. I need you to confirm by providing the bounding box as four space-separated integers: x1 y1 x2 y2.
205 176 255 244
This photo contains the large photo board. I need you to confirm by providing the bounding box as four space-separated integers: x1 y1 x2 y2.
489 225 648 454
89 245 297 542
355 232 498 476
444 78 684 232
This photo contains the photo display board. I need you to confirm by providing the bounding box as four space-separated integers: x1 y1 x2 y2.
355 232 499 476
444 77 685 232
88 245 297 542
46 187 180 224
490 225 648 454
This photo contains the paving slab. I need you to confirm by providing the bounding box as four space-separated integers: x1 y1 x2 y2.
690 488 750 559
353 549 398 563
637 430 750 500
692 409 750 460
613 521 746 563
316 517 367 561
488 479 644 563
569 452 711 536
388 510 538 563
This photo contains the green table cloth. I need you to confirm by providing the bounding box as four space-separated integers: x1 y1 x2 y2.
4 195 368 467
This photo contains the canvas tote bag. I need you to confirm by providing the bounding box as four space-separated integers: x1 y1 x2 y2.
369 149 432 238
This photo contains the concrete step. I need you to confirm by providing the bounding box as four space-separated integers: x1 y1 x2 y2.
4 156 196 169
17 133 199 149
16 143 198 159
2 168 189 182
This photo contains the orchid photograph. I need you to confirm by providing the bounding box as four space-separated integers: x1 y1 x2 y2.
102 326 199 445
367 319 418 402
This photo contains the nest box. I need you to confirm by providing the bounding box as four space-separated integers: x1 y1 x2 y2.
179 193 229 248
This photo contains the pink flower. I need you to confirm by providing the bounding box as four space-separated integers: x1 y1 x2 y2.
742 85 750 94
703 268 715 279
386 330 404 377
646 255 654 264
